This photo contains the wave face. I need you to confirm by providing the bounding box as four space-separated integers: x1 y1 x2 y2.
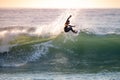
0 9 120 73
0 33 120 73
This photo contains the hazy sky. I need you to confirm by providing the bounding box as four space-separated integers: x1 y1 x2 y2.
0 0 120 8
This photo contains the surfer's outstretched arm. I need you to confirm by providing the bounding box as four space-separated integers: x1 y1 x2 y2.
69 25 75 27
67 15 72 20
65 15 72 24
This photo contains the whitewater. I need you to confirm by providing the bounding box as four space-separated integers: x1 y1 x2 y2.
0 9 120 80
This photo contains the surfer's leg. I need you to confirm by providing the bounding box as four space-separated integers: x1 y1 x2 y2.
68 26 77 33
64 26 71 32
71 28 77 33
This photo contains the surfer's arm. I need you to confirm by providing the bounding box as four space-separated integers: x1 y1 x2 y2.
67 15 72 20
69 25 75 27
65 15 72 24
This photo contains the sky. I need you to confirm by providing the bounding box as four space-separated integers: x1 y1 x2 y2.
0 0 120 9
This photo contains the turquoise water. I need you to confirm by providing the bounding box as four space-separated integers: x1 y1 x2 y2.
0 9 120 80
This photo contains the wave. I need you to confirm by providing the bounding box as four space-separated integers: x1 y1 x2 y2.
0 32 120 73
0 9 120 73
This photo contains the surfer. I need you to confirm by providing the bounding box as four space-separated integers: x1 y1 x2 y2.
64 15 77 33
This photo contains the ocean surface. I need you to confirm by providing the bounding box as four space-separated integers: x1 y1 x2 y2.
0 8 120 80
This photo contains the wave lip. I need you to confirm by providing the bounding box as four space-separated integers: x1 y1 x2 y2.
0 40 56 67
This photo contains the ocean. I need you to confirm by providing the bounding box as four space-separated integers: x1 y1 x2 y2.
0 8 120 80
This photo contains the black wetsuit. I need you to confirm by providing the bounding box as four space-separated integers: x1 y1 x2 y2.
64 15 77 33
64 25 75 32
